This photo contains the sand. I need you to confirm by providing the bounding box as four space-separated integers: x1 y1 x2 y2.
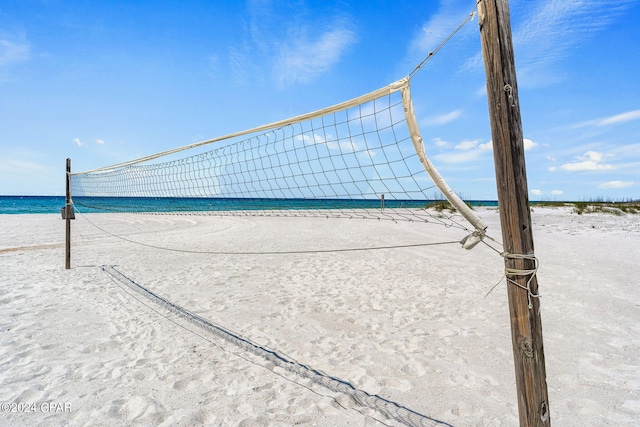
0 207 638 426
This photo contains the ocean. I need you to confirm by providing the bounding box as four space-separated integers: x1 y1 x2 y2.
0 196 67 214
0 195 499 215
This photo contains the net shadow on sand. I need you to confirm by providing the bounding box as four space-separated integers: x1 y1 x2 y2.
101 265 454 427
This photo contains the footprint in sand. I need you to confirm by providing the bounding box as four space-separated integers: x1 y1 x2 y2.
436 328 458 337
236 402 253 414
401 361 427 377
112 395 167 424
381 376 412 392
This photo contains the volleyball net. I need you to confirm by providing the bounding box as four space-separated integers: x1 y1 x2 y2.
70 77 487 248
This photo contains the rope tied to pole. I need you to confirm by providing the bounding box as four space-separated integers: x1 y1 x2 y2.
502 252 540 309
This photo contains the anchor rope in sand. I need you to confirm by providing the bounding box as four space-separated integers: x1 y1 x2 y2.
74 204 463 254
99 264 380 422
101 265 453 427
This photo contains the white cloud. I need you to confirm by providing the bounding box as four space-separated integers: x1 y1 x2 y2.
432 137 450 147
475 138 537 152
584 151 604 162
560 151 615 172
478 141 492 151
73 138 83 147
432 137 496 164
423 110 462 126
598 181 634 189
359 149 376 160
548 166 557 172
434 150 485 164
530 189 563 197
455 139 480 150
96 139 105 144
298 133 325 145
340 140 360 152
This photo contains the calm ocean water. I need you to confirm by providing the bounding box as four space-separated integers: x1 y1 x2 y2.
0 196 67 214
0 195 498 215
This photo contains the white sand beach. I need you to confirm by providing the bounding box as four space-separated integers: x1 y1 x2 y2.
1 207 638 426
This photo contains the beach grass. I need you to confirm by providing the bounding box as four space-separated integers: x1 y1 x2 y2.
424 200 475 213
531 201 640 215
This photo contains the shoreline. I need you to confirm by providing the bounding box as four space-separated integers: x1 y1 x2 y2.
1 195 639 216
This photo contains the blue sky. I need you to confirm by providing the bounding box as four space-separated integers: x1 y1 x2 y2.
1 0 639 200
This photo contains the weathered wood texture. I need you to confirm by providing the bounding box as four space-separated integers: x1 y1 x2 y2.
477 0 550 425
65 158 71 270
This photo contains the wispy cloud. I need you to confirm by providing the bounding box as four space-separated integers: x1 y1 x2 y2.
598 180 634 189
596 110 640 127
461 0 634 87
275 27 356 86
228 2 357 87
410 5 472 55
0 38 30 68
572 110 640 128
73 138 83 147
403 1 481 80
423 109 462 126
296 132 365 154
561 151 616 172
0 149 56 195
511 0 634 87
0 158 46 174
0 33 31 82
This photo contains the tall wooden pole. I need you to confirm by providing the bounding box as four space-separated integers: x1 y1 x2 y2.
477 0 550 425
65 158 71 270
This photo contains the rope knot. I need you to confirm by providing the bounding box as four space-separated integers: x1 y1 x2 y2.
501 252 540 309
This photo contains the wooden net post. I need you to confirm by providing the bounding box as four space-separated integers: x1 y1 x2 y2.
65 158 71 270
477 0 550 425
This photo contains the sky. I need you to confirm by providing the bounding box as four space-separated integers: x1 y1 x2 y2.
1 0 639 201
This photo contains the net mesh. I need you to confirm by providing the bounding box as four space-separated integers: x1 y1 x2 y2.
70 79 475 230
